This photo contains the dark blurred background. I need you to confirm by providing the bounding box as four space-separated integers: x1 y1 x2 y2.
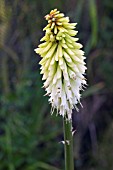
0 0 113 170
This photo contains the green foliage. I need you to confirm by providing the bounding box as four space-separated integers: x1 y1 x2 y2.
0 71 63 170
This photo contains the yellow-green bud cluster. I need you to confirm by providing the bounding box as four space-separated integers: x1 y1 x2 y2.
35 9 87 120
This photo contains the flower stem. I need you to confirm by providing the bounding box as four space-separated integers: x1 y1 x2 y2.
63 118 74 170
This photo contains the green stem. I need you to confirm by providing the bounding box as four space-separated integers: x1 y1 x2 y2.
63 118 74 170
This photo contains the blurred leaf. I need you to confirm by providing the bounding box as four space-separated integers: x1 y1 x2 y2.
27 161 61 170
83 82 104 98
85 0 98 54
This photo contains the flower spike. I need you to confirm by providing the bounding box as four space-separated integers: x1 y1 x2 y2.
35 9 87 121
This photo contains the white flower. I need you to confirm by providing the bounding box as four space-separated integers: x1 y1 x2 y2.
34 9 87 120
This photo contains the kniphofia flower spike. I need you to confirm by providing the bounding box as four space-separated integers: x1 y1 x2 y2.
35 9 87 121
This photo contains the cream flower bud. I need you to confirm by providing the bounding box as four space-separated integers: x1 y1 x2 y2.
34 9 87 121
